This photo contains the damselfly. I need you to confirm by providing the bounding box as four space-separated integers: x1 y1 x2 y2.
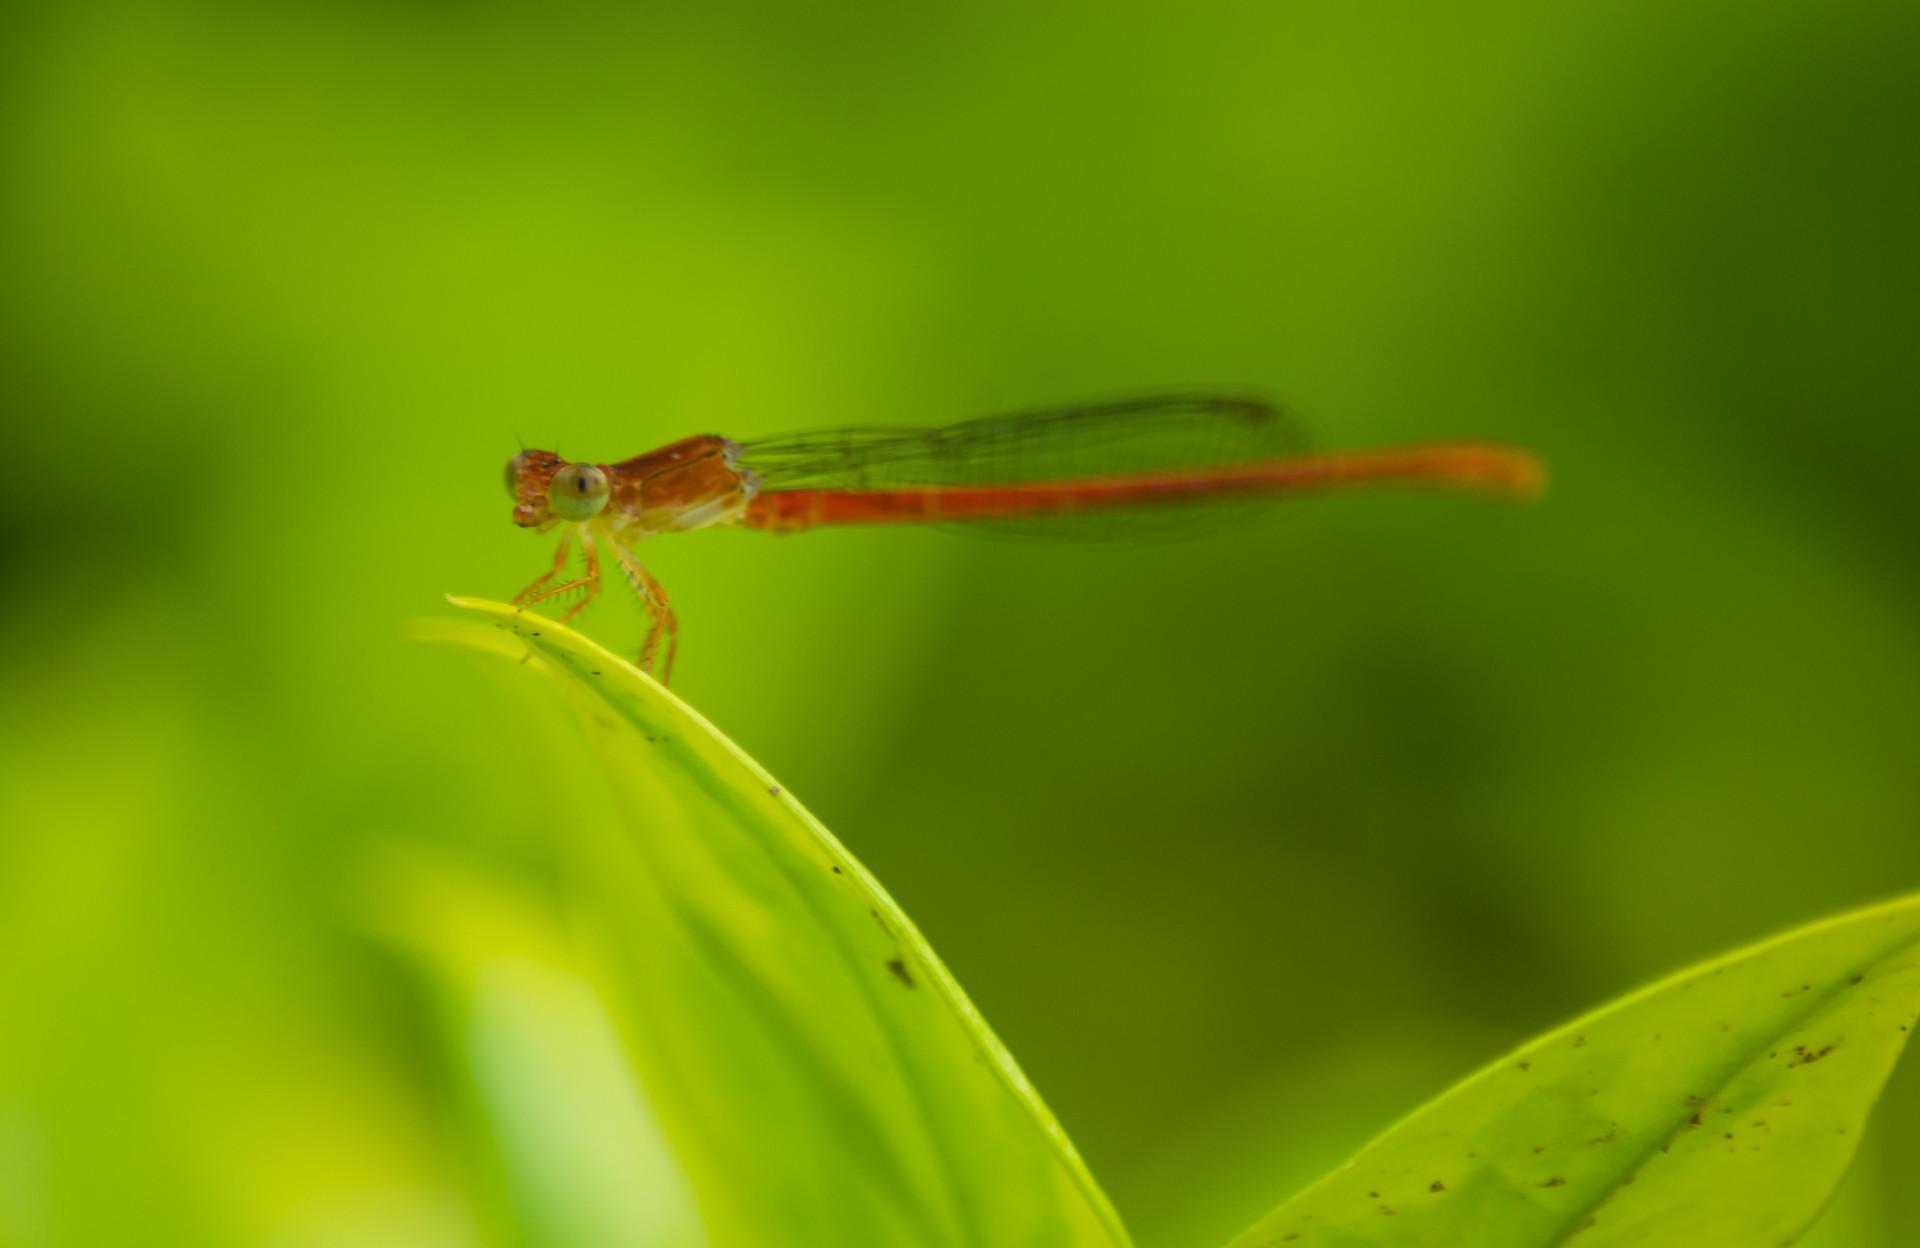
503 394 1545 681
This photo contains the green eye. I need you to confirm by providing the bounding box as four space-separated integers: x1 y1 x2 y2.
548 462 610 522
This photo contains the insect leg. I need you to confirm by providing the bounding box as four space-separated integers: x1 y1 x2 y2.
639 565 679 684
556 536 601 625
610 543 679 682
512 529 574 605
520 530 601 616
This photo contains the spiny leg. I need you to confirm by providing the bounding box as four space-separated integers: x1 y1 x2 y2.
638 565 680 684
557 536 601 626
512 530 574 605
612 544 680 682
520 530 601 618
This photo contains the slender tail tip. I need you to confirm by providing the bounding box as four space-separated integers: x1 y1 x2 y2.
1495 447 1549 503
1440 443 1548 503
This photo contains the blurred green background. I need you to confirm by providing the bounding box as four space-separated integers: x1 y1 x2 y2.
3 0 1918 1244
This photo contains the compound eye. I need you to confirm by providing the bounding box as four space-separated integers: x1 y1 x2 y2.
548 462 610 522
504 452 529 499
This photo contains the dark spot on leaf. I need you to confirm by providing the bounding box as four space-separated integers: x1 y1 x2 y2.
1368 1191 1379 1199
1429 1181 1446 1193
830 865 842 875
1532 1145 1546 1154
1573 1035 1586 1048
1379 1205 1395 1216
1851 973 1864 985
1518 1060 1532 1071
768 785 781 796
1724 1132 1734 1140
1790 1043 1836 1066
885 958 915 988
1541 1176 1566 1188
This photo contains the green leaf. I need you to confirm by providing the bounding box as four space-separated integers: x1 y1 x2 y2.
1229 896 1920 1247
424 597 1129 1248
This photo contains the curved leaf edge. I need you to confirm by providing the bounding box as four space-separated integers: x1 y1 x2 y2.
1228 893 1920 1247
422 595 1133 1246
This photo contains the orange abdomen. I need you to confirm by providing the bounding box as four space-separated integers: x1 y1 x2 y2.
740 443 1545 533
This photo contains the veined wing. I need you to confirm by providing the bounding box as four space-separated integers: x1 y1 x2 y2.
734 393 1308 493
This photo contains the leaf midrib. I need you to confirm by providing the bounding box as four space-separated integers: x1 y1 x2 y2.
1546 929 1920 1246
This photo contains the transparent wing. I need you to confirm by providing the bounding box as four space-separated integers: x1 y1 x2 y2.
734 393 1308 539
737 393 1306 488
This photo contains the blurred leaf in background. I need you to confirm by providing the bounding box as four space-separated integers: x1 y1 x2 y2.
1 0 1918 1244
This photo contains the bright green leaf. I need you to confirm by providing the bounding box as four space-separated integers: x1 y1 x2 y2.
425 597 1129 1248
1230 896 1920 1247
